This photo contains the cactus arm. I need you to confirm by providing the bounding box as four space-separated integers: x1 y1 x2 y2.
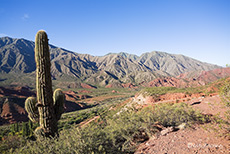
53 88 65 120
25 97 39 122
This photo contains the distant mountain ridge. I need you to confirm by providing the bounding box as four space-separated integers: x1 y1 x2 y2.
0 36 221 86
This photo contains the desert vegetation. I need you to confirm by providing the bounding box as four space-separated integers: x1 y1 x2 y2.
1 101 209 154
218 78 230 136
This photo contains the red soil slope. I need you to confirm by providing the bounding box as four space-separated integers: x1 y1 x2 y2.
0 88 88 125
146 67 230 88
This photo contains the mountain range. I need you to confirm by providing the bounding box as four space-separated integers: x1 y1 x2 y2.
0 36 221 87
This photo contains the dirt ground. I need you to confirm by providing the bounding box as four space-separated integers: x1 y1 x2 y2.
135 95 230 154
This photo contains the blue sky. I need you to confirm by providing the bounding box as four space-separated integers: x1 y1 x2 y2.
0 0 229 66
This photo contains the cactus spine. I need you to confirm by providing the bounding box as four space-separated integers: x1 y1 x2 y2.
25 30 65 138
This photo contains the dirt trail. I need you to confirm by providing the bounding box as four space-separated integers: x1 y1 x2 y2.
135 95 230 154
79 116 100 128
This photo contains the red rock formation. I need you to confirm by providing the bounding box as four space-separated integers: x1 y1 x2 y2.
122 83 138 88
64 93 79 102
147 77 188 88
65 90 78 95
105 84 113 88
80 83 96 89
63 90 92 101
147 68 230 88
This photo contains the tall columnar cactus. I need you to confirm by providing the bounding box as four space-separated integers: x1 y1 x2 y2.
25 30 65 138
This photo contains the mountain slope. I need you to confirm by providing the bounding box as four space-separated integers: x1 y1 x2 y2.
0 37 221 86
138 51 219 76
85 54 165 85
0 37 35 73
50 48 98 79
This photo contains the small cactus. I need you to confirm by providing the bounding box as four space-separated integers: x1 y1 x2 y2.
25 30 65 138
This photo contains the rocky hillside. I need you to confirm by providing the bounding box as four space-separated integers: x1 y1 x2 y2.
0 37 35 73
0 37 220 86
138 51 218 76
145 68 230 88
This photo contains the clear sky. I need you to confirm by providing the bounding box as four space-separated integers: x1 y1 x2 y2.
0 0 229 66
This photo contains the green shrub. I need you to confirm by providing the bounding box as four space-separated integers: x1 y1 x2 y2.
220 79 230 107
219 78 230 137
150 103 209 127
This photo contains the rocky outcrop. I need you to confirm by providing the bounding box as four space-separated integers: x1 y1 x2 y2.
122 83 138 88
147 77 189 88
146 68 230 88
178 67 230 84
80 83 97 89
